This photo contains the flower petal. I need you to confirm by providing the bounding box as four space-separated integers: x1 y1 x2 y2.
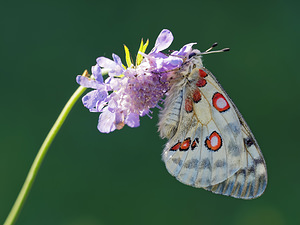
172 43 197 57
125 113 140 128
91 64 103 83
97 57 117 69
97 109 116 133
107 97 118 112
95 101 107 112
109 77 121 91
151 29 173 53
112 53 122 66
76 75 103 89
82 89 107 110
97 56 125 76
162 56 184 68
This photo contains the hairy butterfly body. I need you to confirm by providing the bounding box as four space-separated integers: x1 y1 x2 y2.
158 48 267 199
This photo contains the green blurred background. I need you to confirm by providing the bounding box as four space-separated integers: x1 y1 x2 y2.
0 0 299 224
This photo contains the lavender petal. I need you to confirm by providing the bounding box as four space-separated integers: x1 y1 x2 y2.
76 75 104 89
172 43 197 57
82 90 107 110
125 113 140 127
97 109 116 133
151 29 173 53
92 64 103 83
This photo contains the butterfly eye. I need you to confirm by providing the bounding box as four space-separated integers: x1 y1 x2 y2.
188 52 196 59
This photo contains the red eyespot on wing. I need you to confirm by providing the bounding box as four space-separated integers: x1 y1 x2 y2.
196 78 207 87
192 89 201 103
205 131 222 151
170 141 181 151
199 69 207 78
212 92 230 112
185 98 193 113
180 138 191 151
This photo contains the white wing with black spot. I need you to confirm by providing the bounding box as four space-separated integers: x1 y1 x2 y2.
158 62 267 199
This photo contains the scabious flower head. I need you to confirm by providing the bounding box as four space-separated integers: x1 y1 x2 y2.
76 29 196 133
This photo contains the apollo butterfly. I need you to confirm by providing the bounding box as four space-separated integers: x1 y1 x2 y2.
158 44 267 199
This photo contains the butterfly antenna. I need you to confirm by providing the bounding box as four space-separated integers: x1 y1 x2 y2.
205 42 218 52
201 42 230 55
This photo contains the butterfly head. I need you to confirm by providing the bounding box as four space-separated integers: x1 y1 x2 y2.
187 43 230 60
187 49 202 59
184 43 230 73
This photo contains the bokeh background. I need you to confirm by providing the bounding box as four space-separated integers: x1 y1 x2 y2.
1 0 299 224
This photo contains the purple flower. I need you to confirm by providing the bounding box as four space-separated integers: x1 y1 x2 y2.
76 29 196 133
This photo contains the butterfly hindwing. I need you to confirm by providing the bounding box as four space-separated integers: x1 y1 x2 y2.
204 125 267 199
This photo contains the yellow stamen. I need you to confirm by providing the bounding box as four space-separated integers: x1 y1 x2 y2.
142 39 149 53
123 44 133 68
136 39 149 66
136 39 144 66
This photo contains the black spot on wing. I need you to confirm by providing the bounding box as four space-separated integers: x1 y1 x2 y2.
171 158 183 167
215 160 226 168
254 158 264 165
227 141 240 156
199 158 212 171
225 123 241 137
244 137 254 147
248 166 255 174
183 159 199 169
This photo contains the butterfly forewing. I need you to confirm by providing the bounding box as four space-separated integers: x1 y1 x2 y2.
159 56 267 199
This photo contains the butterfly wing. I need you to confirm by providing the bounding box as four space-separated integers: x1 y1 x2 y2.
159 67 267 199
203 69 267 199
160 67 245 187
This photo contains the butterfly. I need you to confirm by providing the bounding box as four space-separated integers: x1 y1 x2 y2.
158 44 267 199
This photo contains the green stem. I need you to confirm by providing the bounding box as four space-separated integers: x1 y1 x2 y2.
4 71 88 225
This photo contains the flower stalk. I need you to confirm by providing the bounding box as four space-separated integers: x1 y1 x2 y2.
4 70 89 225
